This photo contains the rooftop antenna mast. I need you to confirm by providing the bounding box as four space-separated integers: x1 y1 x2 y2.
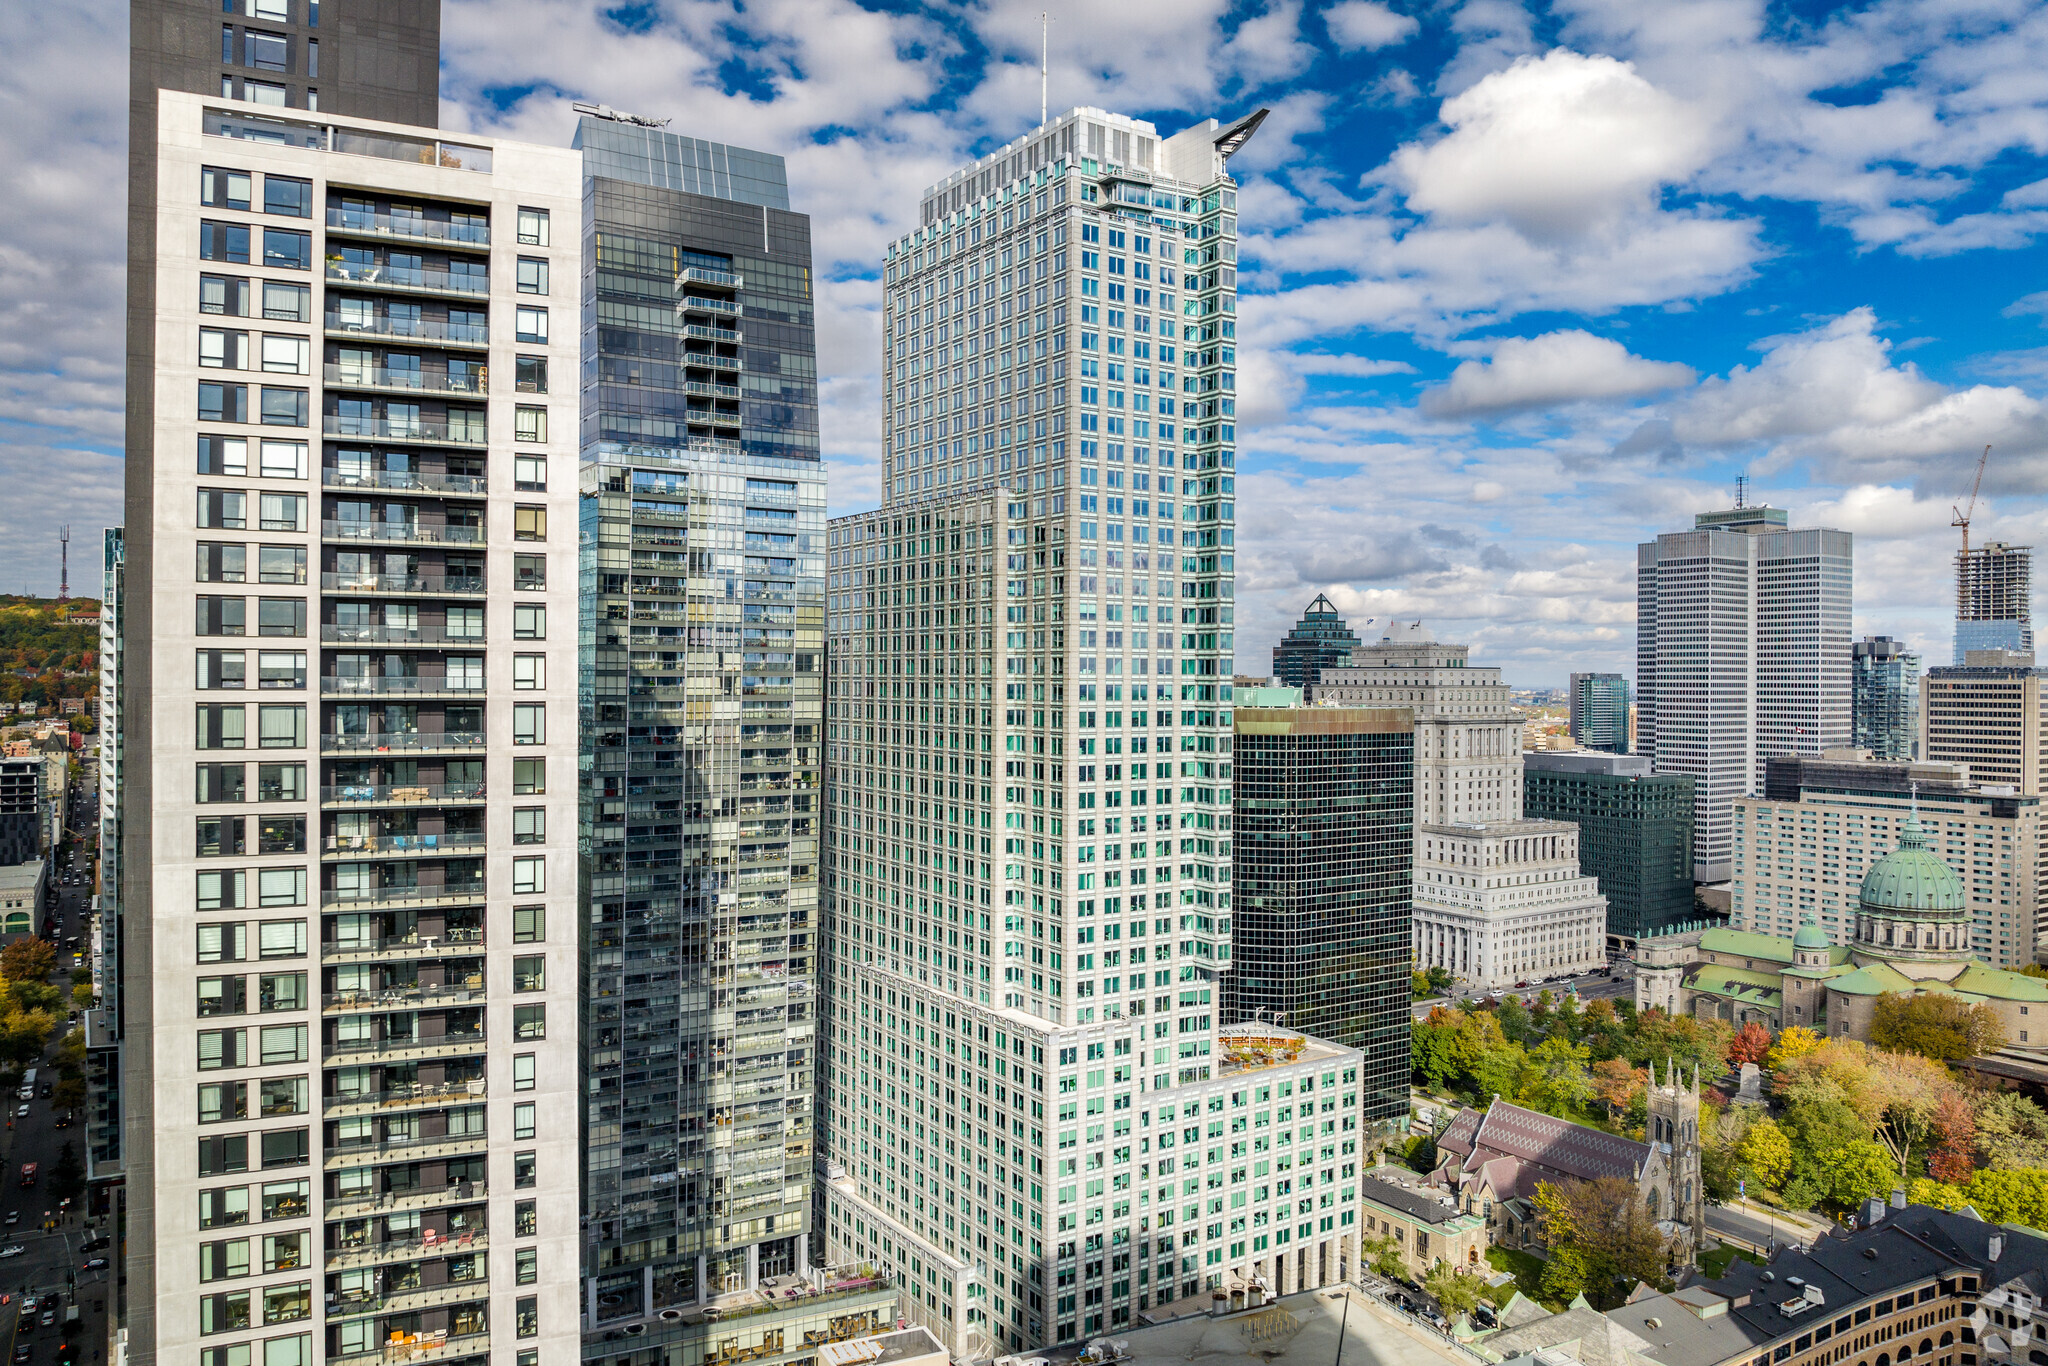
1953 444 1993 559
1040 12 1050 127
56 526 69 604
1734 474 1749 509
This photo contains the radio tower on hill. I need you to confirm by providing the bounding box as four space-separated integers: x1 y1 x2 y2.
56 526 69 603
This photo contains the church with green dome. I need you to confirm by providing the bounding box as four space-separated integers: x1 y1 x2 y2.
1636 812 2048 1047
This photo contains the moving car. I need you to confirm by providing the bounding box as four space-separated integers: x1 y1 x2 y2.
0 1246 24 1259
78 1259 106 1272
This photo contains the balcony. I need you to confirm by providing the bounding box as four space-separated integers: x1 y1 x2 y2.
323 1181 486 1220
698 410 742 429
320 676 487 698
321 731 488 755
321 881 485 909
689 1273 894 1328
322 573 485 597
324 1031 489 1067
325 1078 487 1116
322 830 487 857
323 417 487 448
683 380 743 401
323 469 489 496
324 313 489 350
677 294 741 316
325 363 487 399
682 323 742 344
328 1328 489 1366
321 521 485 547
685 353 743 373
327 206 491 247
328 1226 488 1271
677 265 742 289
321 782 487 807
325 1279 491 1321
324 981 485 1011
325 260 490 300
322 929 486 964
321 625 488 646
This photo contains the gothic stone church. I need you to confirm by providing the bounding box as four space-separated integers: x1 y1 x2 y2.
1429 1062 1705 1257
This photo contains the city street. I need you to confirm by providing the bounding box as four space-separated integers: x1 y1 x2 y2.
1410 963 1634 1020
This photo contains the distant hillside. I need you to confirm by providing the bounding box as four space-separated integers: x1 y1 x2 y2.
0 599 99 703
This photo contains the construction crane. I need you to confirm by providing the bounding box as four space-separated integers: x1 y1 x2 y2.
1953 445 1993 558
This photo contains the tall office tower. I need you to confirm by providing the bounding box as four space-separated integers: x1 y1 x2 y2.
1269 594 1359 697
1636 501 1854 881
820 106 1371 1357
120 92 583 1366
573 113 895 1360
1851 636 1920 760
1522 752 1693 947
1731 752 2042 967
1317 625 1607 990
1225 687 1412 1122
1923 654 2048 795
1956 541 2034 664
1568 672 1630 754
89 528 128 1189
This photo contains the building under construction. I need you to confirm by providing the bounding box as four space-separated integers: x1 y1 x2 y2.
1957 540 2034 663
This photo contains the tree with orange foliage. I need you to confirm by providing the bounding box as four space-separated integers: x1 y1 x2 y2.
1927 1092 1976 1185
1726 1021 1770 1068
1591 1058 1642 1117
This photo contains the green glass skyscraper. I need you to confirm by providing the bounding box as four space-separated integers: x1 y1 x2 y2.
1523 751 1694 945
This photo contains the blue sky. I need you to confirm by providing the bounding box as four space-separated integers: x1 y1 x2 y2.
8 0 2048 683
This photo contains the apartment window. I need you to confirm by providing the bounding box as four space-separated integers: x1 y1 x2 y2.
513 1004 546 1040
262 175 311 218
245 0 290 19
512 905 545 943
513 1053 535 1091
199 1133 249 1175
516 1297 538 1339
512 654 545 690
198 923 250 965
196 818 246 859
200 1300 252 1342
514 356 548 393
256 598 306 637
258 545 307 583
514 1200 537 1238
261 1179 309 1219
258 973 307 1011
260 336 309 375
202 274 251 316
258 492 306 531
198 435 249 476
512 956 545 992
256 763 306 802
197 704 248 750
200 382 248 424
196 764 247 803
198 976 247 1016
513 407 547 443
244 30 288 69
262 281 310 322
255 439 306 477
198 869 247 911
514 257 549 295
260 1127 309 1167
257 867 306 907
262 1337 311 1366
260 1078 307 1117
512 807 544 845
200 1238 252 1284
201 221 252 264
513 454 546 490
516 1248 538 1285
258 386 307 426
258 1025 307 1066
513 1103 536 1140
304 39 317 77
197 595 246 636
262 1283 310 1326
514 505 546 541
511 855 545 895
258 704 305 748
513 1151 537 1188
202 166 252 211
197 650 246 690
244 80 288 106
517 208 550 245
261 228 311 270
198 1029 248 1070
256 651 305 689
257 920 306 959
512 705 545 746
199 1186 249 1229
199 487 248 528
514 307 547 344
512 759 545 794
513 604 546 639
201 328 250 370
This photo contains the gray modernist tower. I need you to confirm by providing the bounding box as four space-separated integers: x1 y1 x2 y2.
1636 502 1853 881
1225 688 1413 1123
572 112 896 1359
1568 672 1629 754
1851 635 1920 760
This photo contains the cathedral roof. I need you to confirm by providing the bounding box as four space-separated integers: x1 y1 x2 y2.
1680 966 1783 1013
1858 815 1967 915
1793 916 1831 949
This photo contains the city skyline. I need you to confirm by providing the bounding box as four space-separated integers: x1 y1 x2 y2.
14 0 2048 683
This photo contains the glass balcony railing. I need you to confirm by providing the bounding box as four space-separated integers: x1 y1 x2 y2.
676 265 741 289
322 416 487 446
321 573 485 596
322 470 489 496
327 205 491 245
319 675 488 696
321 731 488 753
321 880 486 908
325 260 489 295
324 313 489 346
323 829 486 855
320 782 486 805
321 521 485 546
320 624 488 645
325 364 487 397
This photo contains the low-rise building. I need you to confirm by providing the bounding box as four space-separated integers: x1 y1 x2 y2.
0 861 43 936
1357 1168 1488 1277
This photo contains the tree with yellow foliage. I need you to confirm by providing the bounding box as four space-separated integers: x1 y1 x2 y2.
1766 1026 1822 1070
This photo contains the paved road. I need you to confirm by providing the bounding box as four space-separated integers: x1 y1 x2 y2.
1706 1201 1831 1254
1411 965 1634 1019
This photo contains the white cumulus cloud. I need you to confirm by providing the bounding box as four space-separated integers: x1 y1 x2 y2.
1324 1 1418 51
1421 330 1695 417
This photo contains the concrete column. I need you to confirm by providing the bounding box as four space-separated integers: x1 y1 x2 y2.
746 1241 760 1289
696 1253 710 1304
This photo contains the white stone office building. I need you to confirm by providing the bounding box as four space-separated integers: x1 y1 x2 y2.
1317 624 1606 990
816 106 1369 1358
124 92 582 1366
1637 502 1854 881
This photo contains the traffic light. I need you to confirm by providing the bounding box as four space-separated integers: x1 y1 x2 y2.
56 1342 73 1366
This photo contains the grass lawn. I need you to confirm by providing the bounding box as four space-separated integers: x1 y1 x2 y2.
1486 1246 1551 1307
1697 1244 1766 1279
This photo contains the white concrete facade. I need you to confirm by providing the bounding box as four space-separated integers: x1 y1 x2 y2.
127 92 581 1366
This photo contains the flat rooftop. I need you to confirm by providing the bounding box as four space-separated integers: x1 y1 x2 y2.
1113 1287 1467 1366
